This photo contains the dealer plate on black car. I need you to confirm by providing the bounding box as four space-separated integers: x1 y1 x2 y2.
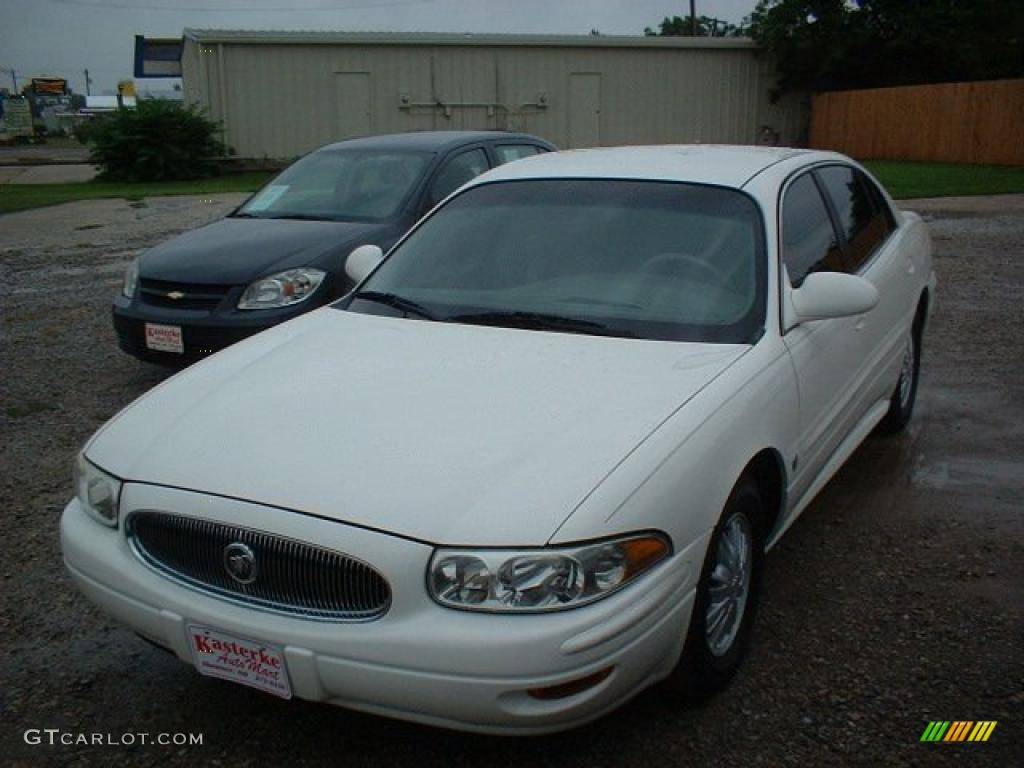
144 323 183 354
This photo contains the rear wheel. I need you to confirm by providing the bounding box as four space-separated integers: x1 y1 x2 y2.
665 475 766 698
877 308 924 434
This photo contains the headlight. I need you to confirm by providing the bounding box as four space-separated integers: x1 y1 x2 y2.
74 454 122 528
122 258 139 298
429 533 670 613
237 268 326 310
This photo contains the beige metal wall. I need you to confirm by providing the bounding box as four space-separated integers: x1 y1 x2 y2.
183 36 806 160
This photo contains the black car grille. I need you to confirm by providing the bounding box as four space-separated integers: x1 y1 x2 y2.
138 279 234 310
128 512 391 621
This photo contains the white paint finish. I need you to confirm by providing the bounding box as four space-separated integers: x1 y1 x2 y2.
344 243 384 284
85 309 746 546
469 143 817 192
781 313 868 501
61 489 694 733
551 338 799 550
790 273 879 321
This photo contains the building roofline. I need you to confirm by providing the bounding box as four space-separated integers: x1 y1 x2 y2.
182 29 756 50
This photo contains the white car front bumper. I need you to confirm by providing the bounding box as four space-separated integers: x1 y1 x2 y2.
61 483 700 734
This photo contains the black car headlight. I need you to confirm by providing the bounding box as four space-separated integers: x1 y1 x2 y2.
122 258 140 299
238 268 326 310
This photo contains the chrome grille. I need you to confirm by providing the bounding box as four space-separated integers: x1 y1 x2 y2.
128 512 391 621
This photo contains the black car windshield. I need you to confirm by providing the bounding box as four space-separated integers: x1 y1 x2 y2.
348 179 766 343
236 149 431 222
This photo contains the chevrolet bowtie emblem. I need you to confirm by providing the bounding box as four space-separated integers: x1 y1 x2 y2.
166 291 185 300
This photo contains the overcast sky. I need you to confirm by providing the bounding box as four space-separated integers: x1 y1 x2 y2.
1 0 758 95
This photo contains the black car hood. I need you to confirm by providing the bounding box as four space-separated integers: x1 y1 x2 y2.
139 217 386 285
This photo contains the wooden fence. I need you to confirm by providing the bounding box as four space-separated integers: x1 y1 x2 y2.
810 79 1024 165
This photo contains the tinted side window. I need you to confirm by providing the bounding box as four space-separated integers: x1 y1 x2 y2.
817 165 890 272
861 170 897 232
494 144 544 165
429 148 490 206
781 173 843 287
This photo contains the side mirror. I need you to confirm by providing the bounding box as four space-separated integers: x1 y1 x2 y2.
791 272 879 322
345 244 384 285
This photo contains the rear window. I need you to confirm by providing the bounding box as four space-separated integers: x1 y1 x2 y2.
494 144 545 165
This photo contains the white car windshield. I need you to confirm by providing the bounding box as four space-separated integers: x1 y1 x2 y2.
349 179 766 343
237 149 431 222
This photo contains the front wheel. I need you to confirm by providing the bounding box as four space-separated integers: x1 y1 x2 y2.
664 475 766 698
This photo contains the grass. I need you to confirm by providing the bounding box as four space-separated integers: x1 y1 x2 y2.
2 161 1023 214
0 172 274 214
38 135 85 149
863 160 1024 200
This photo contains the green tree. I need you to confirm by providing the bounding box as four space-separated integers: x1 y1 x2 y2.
644 14 742 37
747 0 1024 97
84 99 226 182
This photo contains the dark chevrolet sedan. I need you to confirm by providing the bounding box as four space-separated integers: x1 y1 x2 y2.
113 131 555 363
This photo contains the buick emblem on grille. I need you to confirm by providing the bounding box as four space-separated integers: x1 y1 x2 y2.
223 542 257 584
166 291 186 300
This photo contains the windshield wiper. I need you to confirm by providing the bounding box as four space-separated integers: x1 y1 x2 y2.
264 213 332 222
352 291 438 320
449 310 635 338
231 211 263 218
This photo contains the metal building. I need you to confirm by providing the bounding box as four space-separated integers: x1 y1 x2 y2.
181 29 806 160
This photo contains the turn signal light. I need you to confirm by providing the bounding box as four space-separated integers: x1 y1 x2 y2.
526 666 614 700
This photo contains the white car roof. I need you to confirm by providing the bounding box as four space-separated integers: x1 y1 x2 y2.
473 144 846 190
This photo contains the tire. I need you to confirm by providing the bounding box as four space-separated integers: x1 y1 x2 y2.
664 474 766 699
877 308 924 434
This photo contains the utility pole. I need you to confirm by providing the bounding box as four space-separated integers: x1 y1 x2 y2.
690 0 697 36
83 68 92 96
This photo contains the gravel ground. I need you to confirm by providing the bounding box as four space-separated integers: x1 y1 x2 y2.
1 193 1021 767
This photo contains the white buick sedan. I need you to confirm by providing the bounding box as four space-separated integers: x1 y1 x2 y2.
62 145 934 734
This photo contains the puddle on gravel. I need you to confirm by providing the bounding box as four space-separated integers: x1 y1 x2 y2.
912 456 1024 490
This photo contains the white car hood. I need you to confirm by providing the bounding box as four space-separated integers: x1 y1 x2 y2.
89 309 745 546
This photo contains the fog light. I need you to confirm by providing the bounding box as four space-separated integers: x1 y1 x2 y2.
526 666 614 700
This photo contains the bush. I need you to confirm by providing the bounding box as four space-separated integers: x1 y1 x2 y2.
85 99 226 182
73 116 105 146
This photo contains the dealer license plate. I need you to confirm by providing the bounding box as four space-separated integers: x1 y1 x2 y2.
144 323 184 354
186 625 292 699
